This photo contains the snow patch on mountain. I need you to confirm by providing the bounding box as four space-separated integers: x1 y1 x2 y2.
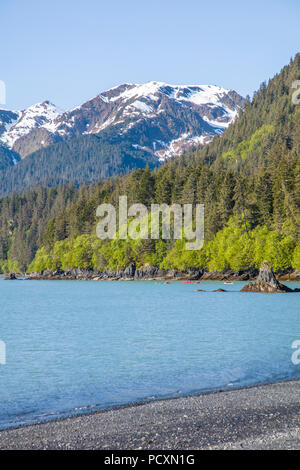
128 100 153 114
107 82 161 102
155 133 213 161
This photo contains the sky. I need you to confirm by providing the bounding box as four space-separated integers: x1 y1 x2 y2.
1 0 300 111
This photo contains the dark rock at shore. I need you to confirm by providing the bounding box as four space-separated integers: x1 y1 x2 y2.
241 262 293 293
4 273 18 280
274 268 300 281
124 263 136 278
27 265 204 281
201 268 259 281
134 264 160 279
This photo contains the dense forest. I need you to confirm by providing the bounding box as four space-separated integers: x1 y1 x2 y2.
1 55 299 274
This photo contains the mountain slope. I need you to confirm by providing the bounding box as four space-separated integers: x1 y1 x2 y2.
0 132 159 196
192 54 300 175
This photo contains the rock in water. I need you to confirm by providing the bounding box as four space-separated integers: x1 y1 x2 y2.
240 262 293 293
256 261 280 287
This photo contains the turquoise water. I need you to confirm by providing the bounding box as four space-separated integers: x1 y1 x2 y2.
0 279 299 429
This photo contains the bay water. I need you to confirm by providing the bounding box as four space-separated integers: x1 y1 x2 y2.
0 279 299 429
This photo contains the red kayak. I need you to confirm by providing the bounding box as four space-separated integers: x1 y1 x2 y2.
182 281 201 284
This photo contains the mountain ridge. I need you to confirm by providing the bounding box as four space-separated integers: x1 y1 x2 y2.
0 81 244 162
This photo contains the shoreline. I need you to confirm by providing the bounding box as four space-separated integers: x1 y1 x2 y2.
0 378 299 449
7 267 300 282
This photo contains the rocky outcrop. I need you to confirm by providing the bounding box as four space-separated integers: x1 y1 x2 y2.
241 262 294 293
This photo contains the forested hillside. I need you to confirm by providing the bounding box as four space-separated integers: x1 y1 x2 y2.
0 131 159 197
1 55 299 273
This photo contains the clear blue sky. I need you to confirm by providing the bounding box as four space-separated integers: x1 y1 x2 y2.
1 0 300 111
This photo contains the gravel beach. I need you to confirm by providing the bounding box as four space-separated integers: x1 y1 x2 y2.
0 380 299 450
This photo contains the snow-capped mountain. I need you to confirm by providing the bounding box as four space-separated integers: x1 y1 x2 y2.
0 102 61 159
0 82 244 163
